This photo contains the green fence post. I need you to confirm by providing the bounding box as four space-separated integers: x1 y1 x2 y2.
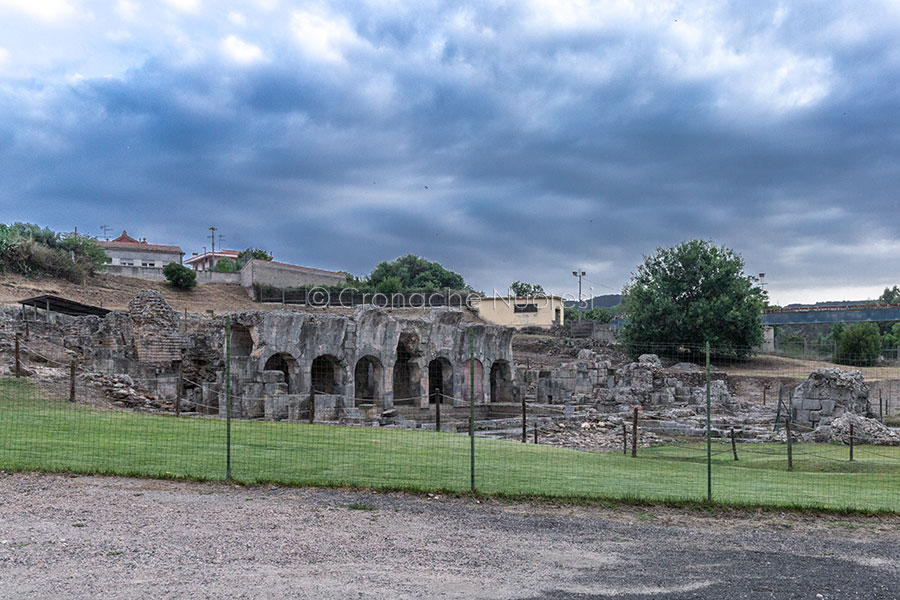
469 330 475 493
225 315 232 481
706 341 711 502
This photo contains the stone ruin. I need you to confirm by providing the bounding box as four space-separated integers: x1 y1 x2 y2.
790 368 872 427
7 290 516 423
225 305 516 422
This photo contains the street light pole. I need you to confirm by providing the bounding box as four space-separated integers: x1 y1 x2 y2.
209 226 217 271
572 270 586 322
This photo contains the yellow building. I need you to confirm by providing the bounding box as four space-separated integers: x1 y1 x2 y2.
471 295 566 328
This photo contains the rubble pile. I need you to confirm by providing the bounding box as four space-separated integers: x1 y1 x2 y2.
807 413 900 446
534 416 672 451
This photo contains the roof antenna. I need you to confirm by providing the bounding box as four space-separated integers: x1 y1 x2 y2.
100 225 112 241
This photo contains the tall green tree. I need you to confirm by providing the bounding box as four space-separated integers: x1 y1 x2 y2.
510 281 545 296
367 254 465 291
622 240 765 356
879 286 900 304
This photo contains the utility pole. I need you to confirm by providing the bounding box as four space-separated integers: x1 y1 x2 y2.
572 270 586 322
209 226 217 271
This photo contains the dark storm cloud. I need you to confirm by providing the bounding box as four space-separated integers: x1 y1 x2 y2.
1 1 899 303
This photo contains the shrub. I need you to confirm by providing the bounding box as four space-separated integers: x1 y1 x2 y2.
835 322 881 366
163 262 197 290
0 222 108 282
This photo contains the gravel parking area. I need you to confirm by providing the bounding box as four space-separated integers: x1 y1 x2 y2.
1 472 898 599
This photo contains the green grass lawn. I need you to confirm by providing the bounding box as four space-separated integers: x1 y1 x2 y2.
1 378 898 512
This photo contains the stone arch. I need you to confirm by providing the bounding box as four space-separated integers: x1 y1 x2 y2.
263 352 298 392
230 324 253 357
392 335 421 405
428 357 453 404
489 359 514 402
462 358 484 404
354 355 384 406
311 354 341 395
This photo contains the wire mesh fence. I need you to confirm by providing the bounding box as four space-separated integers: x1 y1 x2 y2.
1 326 899 512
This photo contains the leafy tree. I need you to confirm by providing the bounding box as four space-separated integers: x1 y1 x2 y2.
214 258 237 273
163 262 197 290
375 275 403 293
882 323 900 351
879 286 900 304
367 254 465 291
236 248 273 269
622 240 765 357
583 307 614 323
510 281 545 296
836 322 882 366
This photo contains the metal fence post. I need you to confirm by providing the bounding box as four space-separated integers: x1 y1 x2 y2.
14 333 20 378
225 316 232 481
705 341 711 502
469 331 475 493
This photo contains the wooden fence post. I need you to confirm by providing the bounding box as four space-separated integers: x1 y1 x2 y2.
785 417 793 471
309 386 316 424
849 423 854 462
631 407 638 458
69 361 76 402
435 388 441 433
15 333 20 378
521 393 526 443
622 422 627 455
731 427 738 461
175 365 183 417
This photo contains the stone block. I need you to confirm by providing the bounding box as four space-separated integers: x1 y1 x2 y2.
261 370 285 384
801 398 822 410
820 399 835 414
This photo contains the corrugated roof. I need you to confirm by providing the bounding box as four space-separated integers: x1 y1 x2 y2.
20 295 111 317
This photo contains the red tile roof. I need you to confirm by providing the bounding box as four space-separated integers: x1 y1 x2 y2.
97 230 183 254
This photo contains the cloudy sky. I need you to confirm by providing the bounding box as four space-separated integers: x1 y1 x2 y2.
2 0 899 305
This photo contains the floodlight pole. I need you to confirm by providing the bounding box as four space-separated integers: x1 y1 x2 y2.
572 270 586 322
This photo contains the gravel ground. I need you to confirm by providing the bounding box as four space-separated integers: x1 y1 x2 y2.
1 472 899 599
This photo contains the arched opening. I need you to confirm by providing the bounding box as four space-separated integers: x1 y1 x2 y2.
392 336 420 405
428 357 453 404
354 356 383 406
311 354 340 395
462 358 484 404
490 360 514 402
264 353 296 391
230 324 253 357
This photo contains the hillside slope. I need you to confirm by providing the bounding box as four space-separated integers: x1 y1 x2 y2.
0 273 260 314
0 273 489 322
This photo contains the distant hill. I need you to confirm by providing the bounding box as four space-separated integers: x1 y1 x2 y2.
564 294 621 309
784 300 869 309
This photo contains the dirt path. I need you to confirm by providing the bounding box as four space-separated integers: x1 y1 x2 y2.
1 473 898 599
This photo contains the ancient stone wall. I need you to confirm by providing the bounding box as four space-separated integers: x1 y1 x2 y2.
790 368 872 426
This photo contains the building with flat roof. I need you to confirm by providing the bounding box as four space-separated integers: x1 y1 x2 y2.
470 295 565 328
